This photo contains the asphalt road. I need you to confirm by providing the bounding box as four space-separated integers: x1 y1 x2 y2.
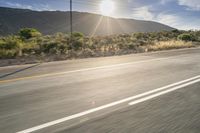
0 48 200 133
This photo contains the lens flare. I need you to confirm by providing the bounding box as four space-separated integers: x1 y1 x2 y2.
100 0 114 16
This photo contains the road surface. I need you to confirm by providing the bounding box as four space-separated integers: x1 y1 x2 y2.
0 48 200 133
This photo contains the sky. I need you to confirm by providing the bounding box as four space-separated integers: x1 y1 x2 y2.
0 0 200 30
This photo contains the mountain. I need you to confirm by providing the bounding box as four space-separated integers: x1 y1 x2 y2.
0 7 174 36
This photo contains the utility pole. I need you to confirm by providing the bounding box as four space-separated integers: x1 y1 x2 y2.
70 0 73 38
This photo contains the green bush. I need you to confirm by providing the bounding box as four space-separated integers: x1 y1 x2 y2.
72 32 84 38
0 49 17 58
0 36 24 57
0 28 200 60
68 32 84 50
178 34 194 41
172 29 180 33
0 36 22 49
0 39 6 49
19 28 42 39
40 41 68 54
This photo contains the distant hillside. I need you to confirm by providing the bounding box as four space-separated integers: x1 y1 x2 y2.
0 7 174 36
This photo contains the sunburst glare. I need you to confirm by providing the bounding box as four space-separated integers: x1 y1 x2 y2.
100 0 115 16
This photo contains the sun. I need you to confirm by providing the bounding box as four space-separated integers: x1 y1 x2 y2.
100 0 114 16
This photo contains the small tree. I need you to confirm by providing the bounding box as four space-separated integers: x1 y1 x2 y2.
19 28 42 39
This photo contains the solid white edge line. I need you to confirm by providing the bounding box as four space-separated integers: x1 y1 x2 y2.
129 78 200 105
16 75 200 133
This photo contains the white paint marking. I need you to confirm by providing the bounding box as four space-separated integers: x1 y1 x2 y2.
129 78 200 105
17 75 200 133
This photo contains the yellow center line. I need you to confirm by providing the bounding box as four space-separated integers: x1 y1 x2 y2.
0 72 63 84
0 55 191 84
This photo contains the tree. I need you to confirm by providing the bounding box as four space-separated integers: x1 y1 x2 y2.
19 28 42 39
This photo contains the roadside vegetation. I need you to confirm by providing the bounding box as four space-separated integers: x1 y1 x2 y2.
0 28 200 66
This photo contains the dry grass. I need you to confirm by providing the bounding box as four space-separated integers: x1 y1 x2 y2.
147 40 195 51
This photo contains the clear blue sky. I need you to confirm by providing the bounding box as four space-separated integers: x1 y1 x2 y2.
0 0 200 30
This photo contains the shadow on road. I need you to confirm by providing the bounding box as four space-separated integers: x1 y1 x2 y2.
0 64 40 79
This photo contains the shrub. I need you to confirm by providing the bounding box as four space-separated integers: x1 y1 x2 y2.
19 28 42 39
147 40 194 51
71 39 84 51
68 32 84 50
172 29 180 33
0 36 22 48
1 29 200 60
0 49 17 59
72 32 84 38
0 39 6 49
178 34 194 41
41 42 58 54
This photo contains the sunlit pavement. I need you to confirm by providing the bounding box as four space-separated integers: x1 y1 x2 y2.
0 48 200 133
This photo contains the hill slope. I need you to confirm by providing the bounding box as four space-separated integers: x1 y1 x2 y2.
0 7 174 36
